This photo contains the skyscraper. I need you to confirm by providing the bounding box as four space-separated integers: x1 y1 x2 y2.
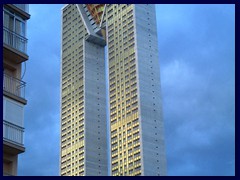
60 4 167 176
107 4 167 176
3 4 30 176
60 4 107 176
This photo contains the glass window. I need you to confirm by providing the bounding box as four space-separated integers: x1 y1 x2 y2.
4 12 14 31
4 9 26 35
15 18 25 36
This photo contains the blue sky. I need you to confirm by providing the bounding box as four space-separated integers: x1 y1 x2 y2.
18 4 235 176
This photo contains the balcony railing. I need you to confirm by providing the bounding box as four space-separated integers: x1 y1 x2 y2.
13 4 29 13
3 73 26 99
3 26 28 54
3 120 24 146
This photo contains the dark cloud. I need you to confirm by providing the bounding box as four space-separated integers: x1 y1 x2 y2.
18 4 63 176
157 4 235 176
18 4 235 176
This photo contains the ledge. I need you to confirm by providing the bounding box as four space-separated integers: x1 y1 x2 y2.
3 44 29 64
3 90 27 105
3 140 25 155
5 4 30 20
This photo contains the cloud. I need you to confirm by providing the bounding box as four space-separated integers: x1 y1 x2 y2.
18 4 63 176
157 4 235 176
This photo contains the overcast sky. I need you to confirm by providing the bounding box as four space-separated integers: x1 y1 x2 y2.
18 4 235 176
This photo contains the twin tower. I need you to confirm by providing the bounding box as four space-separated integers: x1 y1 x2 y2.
60 4 167 176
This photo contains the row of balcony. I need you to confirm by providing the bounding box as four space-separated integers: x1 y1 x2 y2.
3 4 28 157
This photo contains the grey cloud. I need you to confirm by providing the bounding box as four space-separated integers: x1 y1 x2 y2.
157 4 235 176
18 4 63 176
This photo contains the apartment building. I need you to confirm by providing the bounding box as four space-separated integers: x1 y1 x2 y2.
3 4 30 176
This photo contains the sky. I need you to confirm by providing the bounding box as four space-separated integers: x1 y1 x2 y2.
18 4 235 176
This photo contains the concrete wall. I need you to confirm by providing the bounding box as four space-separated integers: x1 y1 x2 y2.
3 57 22 82
84 40 108 176
134 4 167 176
3 153 18 176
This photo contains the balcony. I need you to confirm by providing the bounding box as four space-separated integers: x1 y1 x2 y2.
3 26 28 54
3 73 26 104
3 120 24 147
3 95 25 154
3 27 29 63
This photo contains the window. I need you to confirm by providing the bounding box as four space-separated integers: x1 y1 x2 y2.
3 8 26 52
4 11 14 31
4 9 25 36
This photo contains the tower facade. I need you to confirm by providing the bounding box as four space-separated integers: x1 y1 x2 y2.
60 4 107 176
3 4 30 176
107 4 167 176
60 4 166 176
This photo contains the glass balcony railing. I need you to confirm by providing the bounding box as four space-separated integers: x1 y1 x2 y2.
13 4 29 13
3 73 26 99
3 26 28 54
3 120 24 146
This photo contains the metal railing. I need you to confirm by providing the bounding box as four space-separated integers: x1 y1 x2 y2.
3 120 24 146
3 73 26 99
13 4 29 13
3 26 28 54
